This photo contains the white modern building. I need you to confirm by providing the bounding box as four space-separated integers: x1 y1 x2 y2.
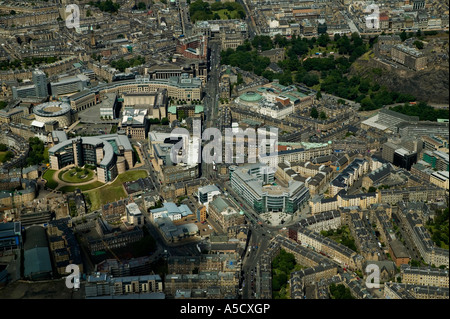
229 163 310 214
197 184 221 208
126 203 143 225
149 202 193 222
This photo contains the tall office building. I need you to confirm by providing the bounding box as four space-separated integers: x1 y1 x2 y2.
393 148 417 171
229 163 310 214
32 69 48 98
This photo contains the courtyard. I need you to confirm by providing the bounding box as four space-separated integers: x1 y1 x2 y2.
59 167 95 184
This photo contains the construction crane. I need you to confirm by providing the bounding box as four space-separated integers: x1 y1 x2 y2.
101 238 120 262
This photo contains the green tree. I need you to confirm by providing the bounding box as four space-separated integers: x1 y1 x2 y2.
413 40 424 50
329 283 354 299
400 30 407 41
252 35 274 51
189 0 213 22
310 107 319 119
272 249 296 294
89 0 120 13
279 70 293 86
316 90 322 100
236 72 244 85
360 96 376 111
302 73 319 86
317 33 330 47
410 259 421 267
274 34 288 47
319 111 327 120
137 2 147 10
2 151 14 162
26 137 45 166
368 186 377 193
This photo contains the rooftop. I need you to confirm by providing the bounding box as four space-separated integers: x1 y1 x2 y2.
126 203 142 216
239 91 263 102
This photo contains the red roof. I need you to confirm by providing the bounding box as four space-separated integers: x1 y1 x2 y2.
379 13 389 21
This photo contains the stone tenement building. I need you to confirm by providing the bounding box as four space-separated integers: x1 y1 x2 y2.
390 44 428 71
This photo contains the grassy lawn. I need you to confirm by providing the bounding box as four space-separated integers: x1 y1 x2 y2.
308 45 336 56
85 170 148 211
60 167 95 183
59 181 104 193
216 9 239 19
43 169 58 189
321 226 358 252
43 147 49 164
0 151 7 163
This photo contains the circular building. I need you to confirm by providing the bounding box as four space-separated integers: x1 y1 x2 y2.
48 134 134 183
236 91 263 107
33 101 72 128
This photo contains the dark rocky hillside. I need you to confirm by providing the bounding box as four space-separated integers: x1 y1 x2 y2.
350 51 449 105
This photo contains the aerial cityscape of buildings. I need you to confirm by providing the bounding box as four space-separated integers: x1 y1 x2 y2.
0 0 448 304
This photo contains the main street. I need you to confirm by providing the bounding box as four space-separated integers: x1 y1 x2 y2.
200 38 277 298
202 40 221 181
133 140 161 193
236 0 258 39
217 182 278 298
178 0 193 37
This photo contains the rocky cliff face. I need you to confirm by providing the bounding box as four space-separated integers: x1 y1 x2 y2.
350 55 449 105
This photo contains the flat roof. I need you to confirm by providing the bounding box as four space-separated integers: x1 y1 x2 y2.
126 203 142 216
361 114 389 131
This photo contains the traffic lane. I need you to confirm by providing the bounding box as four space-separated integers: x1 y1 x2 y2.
241 228 270 298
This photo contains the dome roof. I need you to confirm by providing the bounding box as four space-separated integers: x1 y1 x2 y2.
239 91 263 102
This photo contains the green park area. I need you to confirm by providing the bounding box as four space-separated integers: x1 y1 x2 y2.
0 151 14 163
220 32 430 112
215 8 241 20
59 167 95 184
43 168 148 201
85 170 148 212
0 143 14 163
43 169 59 189
320 226 357 252
425 208 449 251
272 249 305 299
329 283 355 299
59 181 105 193
189 0 245 22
